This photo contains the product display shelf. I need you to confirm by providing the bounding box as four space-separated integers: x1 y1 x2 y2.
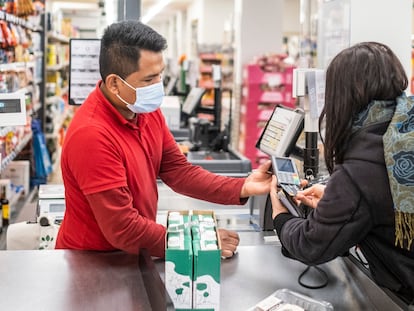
0 7 45 182
220 45 234 92
0 129 32 172
198 50 222 113
44 31 72 170
238 62 296 168
0 185 38 250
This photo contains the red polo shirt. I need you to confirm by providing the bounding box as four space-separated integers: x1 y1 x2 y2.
55 82 246 257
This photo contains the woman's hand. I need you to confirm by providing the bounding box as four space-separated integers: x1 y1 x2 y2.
240 160 272 198
269 175 289 219
294 184 326 209
217 228 240 258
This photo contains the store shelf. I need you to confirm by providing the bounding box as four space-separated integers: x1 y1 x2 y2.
0 132 32 173
46 62 69 72
47 31 70 44
0 11 38 30
0 62 31 72
45 107 71 139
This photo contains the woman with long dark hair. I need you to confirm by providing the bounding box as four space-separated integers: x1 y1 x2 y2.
271 42 414 303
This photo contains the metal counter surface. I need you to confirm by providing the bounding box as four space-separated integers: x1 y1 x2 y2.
0 250 173 311
1 182 406 310
156 182 407 310
155 241 405 311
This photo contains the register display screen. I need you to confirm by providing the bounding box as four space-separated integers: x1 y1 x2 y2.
49 203 66 213
275 157 295 173
181 87 205 115
0 99 22 113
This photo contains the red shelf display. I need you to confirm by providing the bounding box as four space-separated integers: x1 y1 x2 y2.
238 60 297 168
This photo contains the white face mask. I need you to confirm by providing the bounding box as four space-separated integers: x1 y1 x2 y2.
116 76 164 114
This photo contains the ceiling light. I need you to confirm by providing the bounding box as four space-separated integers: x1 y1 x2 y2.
141 0 173 24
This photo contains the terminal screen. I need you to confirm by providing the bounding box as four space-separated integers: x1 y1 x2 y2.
275 157 295 173
49 203 66 213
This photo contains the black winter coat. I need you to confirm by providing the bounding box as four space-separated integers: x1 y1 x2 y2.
273 119 414 302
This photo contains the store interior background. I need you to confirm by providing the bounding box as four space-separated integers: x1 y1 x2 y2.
44 0 414 177
0 2 413 310
0 0 413 248
48 0 304 163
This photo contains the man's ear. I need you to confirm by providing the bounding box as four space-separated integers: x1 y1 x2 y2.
105 74 120 94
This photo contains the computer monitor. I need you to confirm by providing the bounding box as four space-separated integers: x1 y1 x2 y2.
181 87 206 116
256 105 304 159
164 75 178 96
0 92 26 126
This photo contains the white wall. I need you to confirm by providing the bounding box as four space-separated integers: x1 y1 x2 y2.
197 0 234 45
233 0 285 84
283 0 301 35
317 0 412 82
350 0 412 82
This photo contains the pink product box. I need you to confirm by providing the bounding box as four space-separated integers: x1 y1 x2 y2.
242 151 270 169
243 64 295 85
243 87 296 108
241 99 278 113
240 108 274 123
239 120 266 138
239 137 261 157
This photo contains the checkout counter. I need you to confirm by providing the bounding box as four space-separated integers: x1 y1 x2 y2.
1 182 411 310
0 233 409 310
1 71 410 310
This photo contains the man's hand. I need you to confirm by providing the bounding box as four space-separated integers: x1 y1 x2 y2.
240 160 272 198
217 228 240 258
269 175 289 219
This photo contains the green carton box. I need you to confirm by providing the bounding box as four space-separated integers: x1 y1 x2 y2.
165 211 193 310
165 210 221 311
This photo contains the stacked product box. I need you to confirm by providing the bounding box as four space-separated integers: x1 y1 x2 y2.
239 60 296 168
165 210 221 311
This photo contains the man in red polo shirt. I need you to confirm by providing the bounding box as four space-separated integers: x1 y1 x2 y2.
55 20 272 258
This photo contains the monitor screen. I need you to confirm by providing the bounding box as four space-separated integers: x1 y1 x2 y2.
69 38 101 105
164 76 178 96
49 203 66 213
0 98 22 113
0 92 26 126
275 157 295 173
181 87 206 115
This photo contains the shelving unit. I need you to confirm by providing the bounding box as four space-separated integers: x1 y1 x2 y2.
195 39 236 133
44 30 72 178
0 10 45 168
198 51 221 110
238 56 296 168
0 5 46 236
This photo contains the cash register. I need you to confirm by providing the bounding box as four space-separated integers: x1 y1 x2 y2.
37 184 65 225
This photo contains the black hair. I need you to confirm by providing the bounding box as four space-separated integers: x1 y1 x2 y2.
99 20 168 81
320 41 408 173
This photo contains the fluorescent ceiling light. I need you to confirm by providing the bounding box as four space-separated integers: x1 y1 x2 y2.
51 1 98 11
141 0 173 24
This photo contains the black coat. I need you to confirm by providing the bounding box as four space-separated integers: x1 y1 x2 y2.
274 120 414 301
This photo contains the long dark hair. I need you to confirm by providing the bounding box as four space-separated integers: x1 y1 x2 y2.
320 41 408 173
99 20 168 81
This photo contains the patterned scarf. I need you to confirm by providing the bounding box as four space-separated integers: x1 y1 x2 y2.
353 93 414 250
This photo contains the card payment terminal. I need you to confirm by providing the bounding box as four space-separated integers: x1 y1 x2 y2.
272 156 306 218
272 156 301 196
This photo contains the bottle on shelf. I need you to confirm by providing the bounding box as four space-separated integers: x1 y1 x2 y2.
1 185 9 227
0 201 2 233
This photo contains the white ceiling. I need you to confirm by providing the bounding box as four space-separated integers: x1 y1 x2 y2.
50 0 193 24
141 0 193 24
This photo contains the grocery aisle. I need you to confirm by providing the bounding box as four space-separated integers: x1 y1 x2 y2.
47 158 63 184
